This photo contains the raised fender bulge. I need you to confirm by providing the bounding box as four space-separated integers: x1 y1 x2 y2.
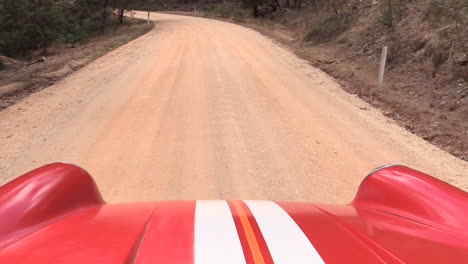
0 163 104 249
353 165 468 231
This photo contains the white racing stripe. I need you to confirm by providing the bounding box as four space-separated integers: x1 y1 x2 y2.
245 200 325 264
194 200 246 264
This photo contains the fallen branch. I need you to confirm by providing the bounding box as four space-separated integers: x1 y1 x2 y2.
26 56 46 66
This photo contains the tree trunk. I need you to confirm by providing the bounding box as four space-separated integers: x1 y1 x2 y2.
274 0 281 10
331 0 338 14
102 0 109 31
387 0 393 27
295 0 301 9
252 4 258 17
119 8 125 24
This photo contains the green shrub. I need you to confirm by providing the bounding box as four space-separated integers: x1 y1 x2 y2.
378 6 394 28
377 0 407 28
215 5 233 18
0 0 109 56
204 4 246 21
233 8 246 22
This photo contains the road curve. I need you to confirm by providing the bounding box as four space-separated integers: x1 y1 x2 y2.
0 13 466 203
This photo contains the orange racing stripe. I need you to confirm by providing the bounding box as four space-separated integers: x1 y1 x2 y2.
230 200 266 264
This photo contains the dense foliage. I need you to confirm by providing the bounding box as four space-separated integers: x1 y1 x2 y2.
0 0 117 57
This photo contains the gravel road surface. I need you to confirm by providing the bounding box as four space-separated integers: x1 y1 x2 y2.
0 13 466 203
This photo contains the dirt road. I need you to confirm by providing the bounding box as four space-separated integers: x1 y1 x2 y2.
0 13 466 203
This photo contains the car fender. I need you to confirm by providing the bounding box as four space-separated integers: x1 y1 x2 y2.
0 163 104 249
352 165 468 230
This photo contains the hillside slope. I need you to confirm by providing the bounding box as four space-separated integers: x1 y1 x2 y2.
271 0 468 160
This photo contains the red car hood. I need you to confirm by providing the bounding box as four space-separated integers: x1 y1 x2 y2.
0 164 467 263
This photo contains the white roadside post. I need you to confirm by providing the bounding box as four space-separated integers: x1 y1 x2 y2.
377 46 388 89
147 12 150 24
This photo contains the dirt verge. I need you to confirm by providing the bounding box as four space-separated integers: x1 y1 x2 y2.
254 24 468 162
0 16 153 111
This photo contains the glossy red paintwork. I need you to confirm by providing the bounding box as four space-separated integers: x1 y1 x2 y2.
0 203 155 263
134 201 196 263
0 163 467 263
0 163 104 250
